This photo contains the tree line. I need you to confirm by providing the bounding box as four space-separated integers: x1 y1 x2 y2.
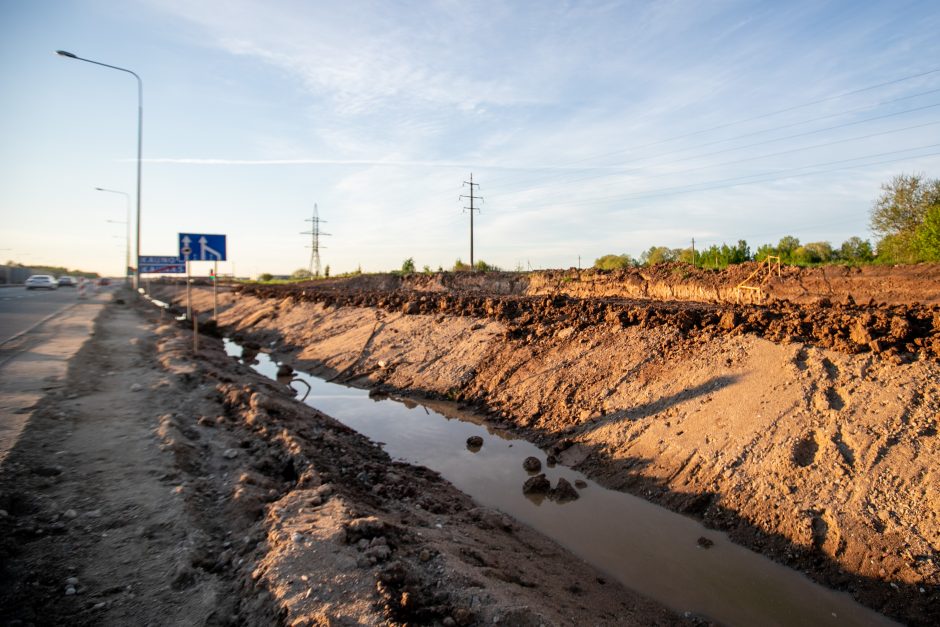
595 173 940 270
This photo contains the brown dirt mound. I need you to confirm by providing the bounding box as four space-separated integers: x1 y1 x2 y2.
236 283 940 362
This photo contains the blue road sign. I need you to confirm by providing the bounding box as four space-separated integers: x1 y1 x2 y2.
179 233 227 262
139 255 185 274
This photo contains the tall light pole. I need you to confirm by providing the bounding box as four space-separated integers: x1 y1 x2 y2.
96 187 130 286
56 50 142 289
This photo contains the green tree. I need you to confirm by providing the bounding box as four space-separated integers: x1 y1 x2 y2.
776 236 800 262
803 241 833 263
838 237 874 263
754 243 777 262
258 273 273 282
871 174 940 238
324 265 330 277
401 258 416 274
640 246 676 266
291 268 313 279
915 204 940 261
871 173 940 262
593 254 636 270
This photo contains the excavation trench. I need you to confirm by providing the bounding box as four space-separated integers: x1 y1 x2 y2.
224 339 897 627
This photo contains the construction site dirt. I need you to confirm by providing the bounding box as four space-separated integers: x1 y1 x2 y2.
204 262 938 625
2 262 937 626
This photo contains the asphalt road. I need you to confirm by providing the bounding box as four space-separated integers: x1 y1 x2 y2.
0 285 111 344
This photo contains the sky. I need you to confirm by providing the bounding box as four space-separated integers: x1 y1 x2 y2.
1 0 939 278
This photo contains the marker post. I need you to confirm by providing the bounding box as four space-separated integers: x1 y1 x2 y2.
213 260 218 321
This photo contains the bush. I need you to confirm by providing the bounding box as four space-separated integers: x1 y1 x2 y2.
593 254 636 270
400 258 416 274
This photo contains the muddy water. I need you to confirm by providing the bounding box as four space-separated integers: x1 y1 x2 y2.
224 340 897 627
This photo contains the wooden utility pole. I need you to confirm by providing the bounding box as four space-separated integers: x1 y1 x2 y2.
459 174 482 268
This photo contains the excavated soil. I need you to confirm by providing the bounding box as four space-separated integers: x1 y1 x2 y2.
164 263 940 626
0 294 684 626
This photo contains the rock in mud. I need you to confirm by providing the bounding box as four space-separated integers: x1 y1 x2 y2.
523 473 551 496
276 364 293 377
697 536 714 549
551 478 579 503
466 435 483 450
522 456 541 472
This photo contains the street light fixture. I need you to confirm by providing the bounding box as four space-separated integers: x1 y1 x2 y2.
96 187 131 286
57 50 142 289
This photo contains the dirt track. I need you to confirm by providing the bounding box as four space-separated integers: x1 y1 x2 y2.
180 263 940 625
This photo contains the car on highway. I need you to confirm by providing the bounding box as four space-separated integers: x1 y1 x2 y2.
25 275 59 290
97 277 111 287
58 276 78 287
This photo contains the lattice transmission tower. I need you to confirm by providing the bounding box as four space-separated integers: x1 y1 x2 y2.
301 203 330 277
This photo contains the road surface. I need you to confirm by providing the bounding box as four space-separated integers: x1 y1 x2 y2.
0 285 111 344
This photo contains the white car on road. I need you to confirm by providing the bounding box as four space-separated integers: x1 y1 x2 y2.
25 275 59 290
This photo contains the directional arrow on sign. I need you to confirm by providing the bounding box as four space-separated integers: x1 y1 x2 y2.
199 236 222 261
179 233 226 261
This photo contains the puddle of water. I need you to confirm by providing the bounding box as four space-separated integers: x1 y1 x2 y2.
225 340 898 627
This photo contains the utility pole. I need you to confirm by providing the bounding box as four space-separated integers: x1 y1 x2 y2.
691 237 696 267
301 204 330 278
459 174 482 268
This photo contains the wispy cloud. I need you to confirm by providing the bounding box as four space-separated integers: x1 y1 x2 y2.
138 0 940 270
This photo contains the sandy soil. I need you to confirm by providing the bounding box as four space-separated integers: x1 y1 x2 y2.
178 264 940 626
0 293 685 626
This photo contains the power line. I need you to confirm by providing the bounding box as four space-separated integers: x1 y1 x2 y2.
301 203 330 277
484 66 940 189
504 144 940 210
491 98 940 195
459 174 483 267
532 119 940 197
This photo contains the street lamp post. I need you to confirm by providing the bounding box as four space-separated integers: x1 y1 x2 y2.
96 187 131 286
57 50 142 289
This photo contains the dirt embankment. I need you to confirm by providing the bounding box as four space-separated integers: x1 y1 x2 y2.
286 262 940 306
177 266 940 626
0 294 685 626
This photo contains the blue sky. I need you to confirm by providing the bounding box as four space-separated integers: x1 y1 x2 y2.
1 0 939 277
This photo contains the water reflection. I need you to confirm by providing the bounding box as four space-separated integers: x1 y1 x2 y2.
223 339 898 627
